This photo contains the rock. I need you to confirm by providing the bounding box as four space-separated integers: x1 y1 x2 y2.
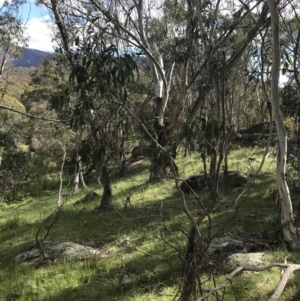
180 175 208 193
131 144 151 160
180 171 249 193
12 240 100 264
207 236 245 259
239 122 276 135
117 267 137 286
220 171 249 187
223 252 267 272
231 122 278 147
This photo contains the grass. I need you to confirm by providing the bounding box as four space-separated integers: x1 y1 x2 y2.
0 147 300 301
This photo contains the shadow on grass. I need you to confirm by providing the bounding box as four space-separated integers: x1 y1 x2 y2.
0 188 185 301
39 250 181 301
0 152 298 301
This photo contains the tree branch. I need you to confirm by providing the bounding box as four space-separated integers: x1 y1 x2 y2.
0 105 70 124
197 263 300 301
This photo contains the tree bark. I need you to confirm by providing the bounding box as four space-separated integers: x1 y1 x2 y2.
179 226 202 301
149 97 168 182
0 45 9 79
99 163 112 209
72 166 79 195
267 0 300 251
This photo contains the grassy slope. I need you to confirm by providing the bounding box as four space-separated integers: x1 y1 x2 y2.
1 148 300 301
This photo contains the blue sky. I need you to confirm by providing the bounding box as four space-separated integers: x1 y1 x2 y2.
20 0 55 52
0 0 55 52
20 0 47 21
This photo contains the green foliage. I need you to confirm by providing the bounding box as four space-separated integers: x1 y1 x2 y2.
0 150 37 201
0 0 28 79
21 56 71 119
69 40 138 104
0 132 41 201
281 83 300 118
1 94 25 111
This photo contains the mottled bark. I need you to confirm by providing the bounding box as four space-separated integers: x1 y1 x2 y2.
149 97 170 182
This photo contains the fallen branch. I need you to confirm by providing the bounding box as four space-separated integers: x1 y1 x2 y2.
197 263 300 301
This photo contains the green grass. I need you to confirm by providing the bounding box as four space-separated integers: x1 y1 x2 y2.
0 148 300 301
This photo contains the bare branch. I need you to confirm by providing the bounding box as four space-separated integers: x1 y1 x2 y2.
0 105 70 124
197 263 300 301
88 0 168 91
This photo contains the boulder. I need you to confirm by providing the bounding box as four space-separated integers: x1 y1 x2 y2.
223 252 267 272
207 236 245 259
239 122 276 135
131 144 151 160
180 171 249 193
12 240 100 265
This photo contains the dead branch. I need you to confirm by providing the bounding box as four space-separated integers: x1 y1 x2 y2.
269 265 300 301
123 194 132 210
197 263 300 301
35 206 63 245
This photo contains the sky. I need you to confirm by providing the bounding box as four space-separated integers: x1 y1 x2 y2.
20 0 55 52
0 0 53 52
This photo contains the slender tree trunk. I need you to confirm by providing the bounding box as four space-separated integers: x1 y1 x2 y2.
117 125 126 177
100 162 112 209
79 160 87 188
149 96 169 182
179 226 203 301
72 165 79 195
72 155 85 194
267 0 300 251
0 45 9 79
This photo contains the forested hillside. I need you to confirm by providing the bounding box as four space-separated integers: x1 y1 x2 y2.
13 49 52 68
1 0 300 300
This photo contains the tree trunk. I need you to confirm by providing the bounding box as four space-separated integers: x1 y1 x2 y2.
100 163 112 209
0 45 9 79
179 226 201 301
72 167 79 195
149 97 169 182
78 159 87 188
267 0 300 251
117 126 126 177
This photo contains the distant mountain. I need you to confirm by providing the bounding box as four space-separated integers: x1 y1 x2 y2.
13 48 52 67
11 48 146 68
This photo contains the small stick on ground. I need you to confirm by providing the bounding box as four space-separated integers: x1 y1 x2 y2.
123 194 132 210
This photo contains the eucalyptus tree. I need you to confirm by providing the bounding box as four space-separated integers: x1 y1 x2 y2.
20 55 76 173
266 0 300 251
40 0 138 208
59 0 195 182
0 0 28 78
177 1 280 299
278 4 300 135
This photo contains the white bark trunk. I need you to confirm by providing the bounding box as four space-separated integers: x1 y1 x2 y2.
0 45 9 79
135 0 174 118
267 0 300 250
72 171 79 195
